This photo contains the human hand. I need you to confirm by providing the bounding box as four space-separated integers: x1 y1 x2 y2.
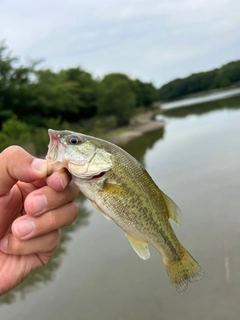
0 146 79 295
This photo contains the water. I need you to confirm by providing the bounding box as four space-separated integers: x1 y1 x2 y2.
1 94 240 320
160 87 240 109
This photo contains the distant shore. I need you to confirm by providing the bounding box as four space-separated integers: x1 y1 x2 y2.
157 83 240 105
107 110 164 145
106 85 240 145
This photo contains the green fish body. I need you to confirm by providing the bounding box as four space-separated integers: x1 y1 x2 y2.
46 129 204 292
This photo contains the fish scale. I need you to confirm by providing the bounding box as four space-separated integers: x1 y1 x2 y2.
46 129 204 293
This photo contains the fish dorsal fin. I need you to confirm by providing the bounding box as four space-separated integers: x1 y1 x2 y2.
90 200 111 220
126 233 150 260
161 192 182 225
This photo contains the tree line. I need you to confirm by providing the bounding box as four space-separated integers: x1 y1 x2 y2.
1 40 240 152
159 60 240 101
0 41 159 129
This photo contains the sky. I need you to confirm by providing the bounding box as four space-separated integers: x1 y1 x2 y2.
0 0 239 87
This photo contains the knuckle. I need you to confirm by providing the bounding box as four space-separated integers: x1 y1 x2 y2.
65 203 79 226
46 230 61 250
47 209 59 227
3 145 24 155
8 237 24 254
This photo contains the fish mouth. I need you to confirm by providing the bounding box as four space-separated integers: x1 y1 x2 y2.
46 129 111 179
46 129 66 162
46 129 68 175
89 171 106 180
72 167 108 181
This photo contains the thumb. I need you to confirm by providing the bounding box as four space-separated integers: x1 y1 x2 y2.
0 146 47 196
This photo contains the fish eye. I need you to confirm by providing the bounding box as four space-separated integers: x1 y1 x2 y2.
68 136 81 145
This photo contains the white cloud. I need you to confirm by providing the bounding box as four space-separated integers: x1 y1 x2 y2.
0 0 239 86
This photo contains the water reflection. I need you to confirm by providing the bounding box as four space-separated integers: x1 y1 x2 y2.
159 94 240 119
0 195 91 305
160 87 240 109
121 126 165 164
1 93 240 319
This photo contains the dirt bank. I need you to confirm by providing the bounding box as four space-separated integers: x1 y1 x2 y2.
107 110 165 145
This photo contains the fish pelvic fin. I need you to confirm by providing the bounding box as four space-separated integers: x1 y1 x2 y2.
164 246 204 293
162 192 182 225
126 233 150 260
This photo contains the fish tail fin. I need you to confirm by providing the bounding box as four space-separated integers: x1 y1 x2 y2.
164 246 204 293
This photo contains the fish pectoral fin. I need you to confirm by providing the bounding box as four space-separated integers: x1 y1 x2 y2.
90 200 110 220
126 233 150 260
162 192 182 225
101 182 128 198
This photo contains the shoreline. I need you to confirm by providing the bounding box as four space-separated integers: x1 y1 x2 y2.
106 110 165 145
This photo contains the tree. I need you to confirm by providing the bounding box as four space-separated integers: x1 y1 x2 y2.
60 67 98 119
0 41 38 125
27 69 82 124
158 61 240 101
0 41 17 124
133 79 159 107
97 73 136 126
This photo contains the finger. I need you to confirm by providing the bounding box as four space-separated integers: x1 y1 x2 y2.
0 186 22 238
15 168 72 200
0 146 47 196
0 230 61 255
12 201 78 240
24 181 79 216
46 168 72 192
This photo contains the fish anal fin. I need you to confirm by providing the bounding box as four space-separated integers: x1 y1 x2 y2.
90 200 110 220
162 192 182 225
126 233 150 260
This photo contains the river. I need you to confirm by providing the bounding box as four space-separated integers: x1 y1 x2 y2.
160 87 240 109
1 93 240 320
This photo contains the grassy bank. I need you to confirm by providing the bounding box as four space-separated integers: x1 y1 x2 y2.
0 109 164 156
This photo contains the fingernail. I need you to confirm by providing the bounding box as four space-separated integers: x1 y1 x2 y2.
14 217 35 238
30 194 48 216
31 158 47 173
60 176 68 189
0 236 8 251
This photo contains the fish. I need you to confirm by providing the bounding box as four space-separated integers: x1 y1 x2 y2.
46 129 204 293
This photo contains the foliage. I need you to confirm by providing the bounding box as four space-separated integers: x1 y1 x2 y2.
1 40 240 152
0 41 158 133
0 117 32 151
60 67 98 119
159 60 240 101
132 79 159 107
97 73 136 126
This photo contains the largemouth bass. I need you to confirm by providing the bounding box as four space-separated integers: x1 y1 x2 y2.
46 129 204 293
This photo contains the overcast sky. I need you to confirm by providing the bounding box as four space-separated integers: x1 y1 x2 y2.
1 0 239 86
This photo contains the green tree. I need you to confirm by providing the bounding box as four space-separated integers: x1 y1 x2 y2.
133 79 159 107
97 73 136 126
158 60 240 101
0 117 32 151
60 67 98 119
0 41 17 124
212 61 240 88
0 41 38 125
27 69 82 124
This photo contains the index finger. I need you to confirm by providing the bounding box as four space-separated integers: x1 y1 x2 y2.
0 146 47 196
